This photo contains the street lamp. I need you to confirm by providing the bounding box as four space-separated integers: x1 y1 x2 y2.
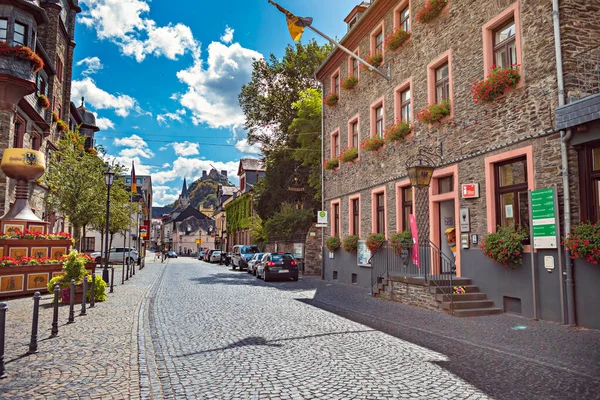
220 214 225 251
102 166 115 284
405 148 438 188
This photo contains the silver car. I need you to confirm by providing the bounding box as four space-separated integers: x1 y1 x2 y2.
209 250 222 263
246 252 264 275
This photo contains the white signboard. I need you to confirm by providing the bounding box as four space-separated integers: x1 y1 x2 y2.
293 243 304 259
357 240 372 267
317 211 328 224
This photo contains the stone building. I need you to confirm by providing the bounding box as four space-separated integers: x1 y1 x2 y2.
317 0 600 328
0 0 81 232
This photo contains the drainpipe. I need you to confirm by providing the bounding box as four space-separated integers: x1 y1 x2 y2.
552 0 576 326
320 81 325 281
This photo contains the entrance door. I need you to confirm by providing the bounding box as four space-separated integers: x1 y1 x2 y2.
439 199 456 274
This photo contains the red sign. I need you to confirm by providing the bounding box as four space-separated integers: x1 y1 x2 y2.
140 222 149 238
409 214 420 268
461 183 480 199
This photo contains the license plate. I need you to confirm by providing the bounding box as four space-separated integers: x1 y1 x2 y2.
279 269 288 273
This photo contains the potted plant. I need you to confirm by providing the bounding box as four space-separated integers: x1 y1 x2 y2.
563 222 600 265
360 136 385 152
416 100 450 124
390 231 413 255
340 147 358 163
480 226 527 269
52 111 59 123
324 157 339 170
385 27 411 52
46 250 107 302
366 233 386 253
0 41 44 72
384 120 412 142
471 65 521 103
325 93 339 107
38 94 50 109
342 75 359 91
343 235 360 253
56 119 68 132
325 236 341 252
416 0 448 24
361 50 383 71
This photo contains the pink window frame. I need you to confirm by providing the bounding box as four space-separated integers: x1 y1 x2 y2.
330 198 341 237
348 193 361 237
347 113 360 161
427 49 454 119
347 47 360 79
393 0 411 32
330 67 341 96
370 96 385 138
395 179 415 232
371 185 388 238
370 20 385 62
330 128 341 161
482 1 524 87
393 76 414 138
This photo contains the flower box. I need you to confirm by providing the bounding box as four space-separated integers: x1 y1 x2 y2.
343 235 359 253
563 222 600 265
361 51 383 71
0 41 44 72
385 28 411 52
480 226 526 269
341 75 359 91
56 119 68 132
384 120 412 142
471 65 521 103
416 0 448 24
52 111 59 123
361 137 385 152
325 236 341 252
390 231 413 255
38 94 50 109
366 233 386 253
340 147 358 163
325 93 339 107
324 157 339 170
416 100 450 124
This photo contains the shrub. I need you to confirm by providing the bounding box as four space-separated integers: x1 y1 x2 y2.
38 94 50 109
361 51 383 71
390 231 413 255
480 226 527 269
324 157 339 170
0 41 44 72
263 203 314 242
340 147 358 163
366 233 386 253
325 236 341 252
471 65 521 103
324 93 339 107
52 111 59 123
341 75 359 91
385 28 411 52
416 100 450 124
563 222 600 265
56 120 67 132
416 0 448 24
384 120 412 142
360 136 385 152
343 235 360 253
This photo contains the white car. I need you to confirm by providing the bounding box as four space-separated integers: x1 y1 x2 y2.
247 252 264 275
90 247 139 264
209 251 222 263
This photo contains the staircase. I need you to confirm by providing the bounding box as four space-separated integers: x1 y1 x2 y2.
430 277 502 317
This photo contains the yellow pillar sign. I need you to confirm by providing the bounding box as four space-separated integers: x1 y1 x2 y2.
196 239 202 244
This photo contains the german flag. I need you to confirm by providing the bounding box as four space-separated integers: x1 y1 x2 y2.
271 1 313 41
131 161 137 193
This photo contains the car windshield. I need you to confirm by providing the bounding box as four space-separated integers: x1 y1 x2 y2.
272 254 294 262
241 246 259 254
253 253 263 260
213 251 221 255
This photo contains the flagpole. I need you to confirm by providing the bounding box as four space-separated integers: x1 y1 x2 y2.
267 0 390 81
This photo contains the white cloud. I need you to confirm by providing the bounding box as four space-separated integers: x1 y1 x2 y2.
71 77 136 117
80 0 148 39
96 117 115 130
153 157 239 185
76 56 103 76
161 163 170 168
170 141 199 156
220 26 234 44
177 41 263 129
234 138 262 155
113 134 154 159
176 109 186 115
152 185 180 206
156 112 182 126
132 125 141 130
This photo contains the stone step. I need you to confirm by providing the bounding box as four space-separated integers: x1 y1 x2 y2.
436 292 487 302
441 299 496 310
429 285 480 295
450 307 504 317
429 277 472 286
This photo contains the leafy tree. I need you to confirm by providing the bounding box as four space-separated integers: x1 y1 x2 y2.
249 215 268 248
264 203 314 242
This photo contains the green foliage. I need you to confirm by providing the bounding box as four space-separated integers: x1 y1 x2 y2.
340 147 358 163
366 233 386 253
563 222 600 265
341 75 359 91
46 250 106 302
324 157 339 170
325 236 341 252
263 203 314 242
249 215 268 245
416 100 451 124
61 250 88 282
225 194 252 233
480 226 526 269
390 231 413 255
90 274 107 302
343 235 360 253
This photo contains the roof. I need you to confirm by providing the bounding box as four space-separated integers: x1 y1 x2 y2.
238 158 265 176
180 178 189 198
220 186 238 196
172 206 212 223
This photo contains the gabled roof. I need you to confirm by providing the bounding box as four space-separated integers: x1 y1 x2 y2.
238 158 265 176
180 178 189 198
172 206 212 223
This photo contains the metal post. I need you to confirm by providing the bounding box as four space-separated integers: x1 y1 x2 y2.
90 273 95 308
80 276 87 316
554 184 566 324
28 292 41 354
103 183 112 285
51 285 59 336
0 302 7 378
528 190 538 320
125 262 129 280
68 279 75 324
110 267 114 293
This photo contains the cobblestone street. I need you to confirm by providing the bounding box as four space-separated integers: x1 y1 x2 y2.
1 257 599 399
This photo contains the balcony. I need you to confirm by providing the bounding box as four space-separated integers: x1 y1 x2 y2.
556 45 600 130
0 41 40 109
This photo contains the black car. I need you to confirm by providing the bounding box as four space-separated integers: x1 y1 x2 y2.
256 253 298 282
166 251 178 258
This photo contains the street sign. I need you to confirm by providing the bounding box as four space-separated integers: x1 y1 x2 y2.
531 187 557 249
317 210 328 224
461 183 480 199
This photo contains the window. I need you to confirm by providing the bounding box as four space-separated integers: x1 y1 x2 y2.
352 55 359 77
493 20 516 69
438 176 454 194
0 19 7 42
351 120 359 148
370 22 385 60
351 198 359 236
332 131 340 158
494 157 529 231
400 88 411 122
333 73 340 95
240 176 245 191
56 57 63 82
376 193 385 234
13 117 24 148
375 30 383 53
14 22 26 46
435 63 449 103
333 202 340 237
399 7 410 32
83 237 95 252
402 186 412 231
31 134 41 150
577 143 600 223
375 105 383 137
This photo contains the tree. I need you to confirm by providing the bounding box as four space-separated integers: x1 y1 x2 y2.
264 203 314 242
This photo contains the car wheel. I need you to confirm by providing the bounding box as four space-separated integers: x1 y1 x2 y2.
263 272 269 282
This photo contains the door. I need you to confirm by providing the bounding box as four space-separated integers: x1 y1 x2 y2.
439 199 456 273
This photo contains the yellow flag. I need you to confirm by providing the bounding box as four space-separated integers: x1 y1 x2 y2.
273 1 313 41
131 161 137 193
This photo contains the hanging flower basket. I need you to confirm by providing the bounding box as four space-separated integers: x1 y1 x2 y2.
325 93 339 107
52 111 59 123
361 51 383 71
360 137 385 152
471 65 521 103
390 231 413 256
38 94 50 109
56 119 68 132
385 28 411 52
366 233 386 253
480 226 527 269
416 0 448 24
325 236 341 252
341 75 359 91
384 120 412 142
416 100 450 124
563 222 600 265
343 235 360 253
0 42 44 72
323 157 339 170
340 147 358 163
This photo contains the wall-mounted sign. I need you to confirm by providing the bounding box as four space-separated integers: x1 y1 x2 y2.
357 240 371 267
460 208 470 232
317 211 328 224
461 183 480 199
531 187 557 249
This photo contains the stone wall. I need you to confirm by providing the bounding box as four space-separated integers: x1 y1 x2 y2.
303 224 322 276
377 277 441 312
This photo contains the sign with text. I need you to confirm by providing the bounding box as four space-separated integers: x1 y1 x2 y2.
461 183 480 199
531 187 557 249
357 240 371 267
317 211 328 224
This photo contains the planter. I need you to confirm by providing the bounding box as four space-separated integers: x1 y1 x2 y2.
325 93 339 107
361 51 383 71
324 157 339 170
38 94 50 109
416 0 448 24
472 66 521 103
416 101 450 124
385 28 411 52
340 147 358 163
384 121 412 142
341 75 358 91
361 137 385 152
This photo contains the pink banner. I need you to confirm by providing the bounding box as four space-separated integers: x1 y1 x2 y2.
409 214 420 268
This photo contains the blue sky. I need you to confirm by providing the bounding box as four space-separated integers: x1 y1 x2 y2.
72 0 359 206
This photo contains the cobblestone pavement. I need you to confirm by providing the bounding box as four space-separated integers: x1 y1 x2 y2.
1 257 599 399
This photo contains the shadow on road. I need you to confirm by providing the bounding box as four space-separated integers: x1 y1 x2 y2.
189 272 309 293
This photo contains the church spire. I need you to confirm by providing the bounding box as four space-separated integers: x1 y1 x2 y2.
178 177 190 209
181 177 189 198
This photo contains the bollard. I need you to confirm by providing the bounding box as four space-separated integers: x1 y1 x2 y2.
125 262 129 281
80 276 87 316
51 285 59 337
121 260 125 285
132 261 135 276
90 273 95 308
110 267 114 293
0 302 7 378
28 292 41 354
67 279 75 324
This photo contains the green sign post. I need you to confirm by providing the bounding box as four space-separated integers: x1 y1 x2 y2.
530 187 557 249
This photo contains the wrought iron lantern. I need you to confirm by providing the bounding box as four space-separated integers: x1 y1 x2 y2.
405 147 439 188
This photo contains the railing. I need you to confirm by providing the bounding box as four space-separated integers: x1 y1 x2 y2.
567 44 600 102
427 241 456 315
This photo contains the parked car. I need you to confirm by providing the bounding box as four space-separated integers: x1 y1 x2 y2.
204 249 215 262
246 252 264 275
231 245 260 270
209 250 222 263
90 247 139 264
166 251 178 258
256 253 298 282
198 250 205 260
